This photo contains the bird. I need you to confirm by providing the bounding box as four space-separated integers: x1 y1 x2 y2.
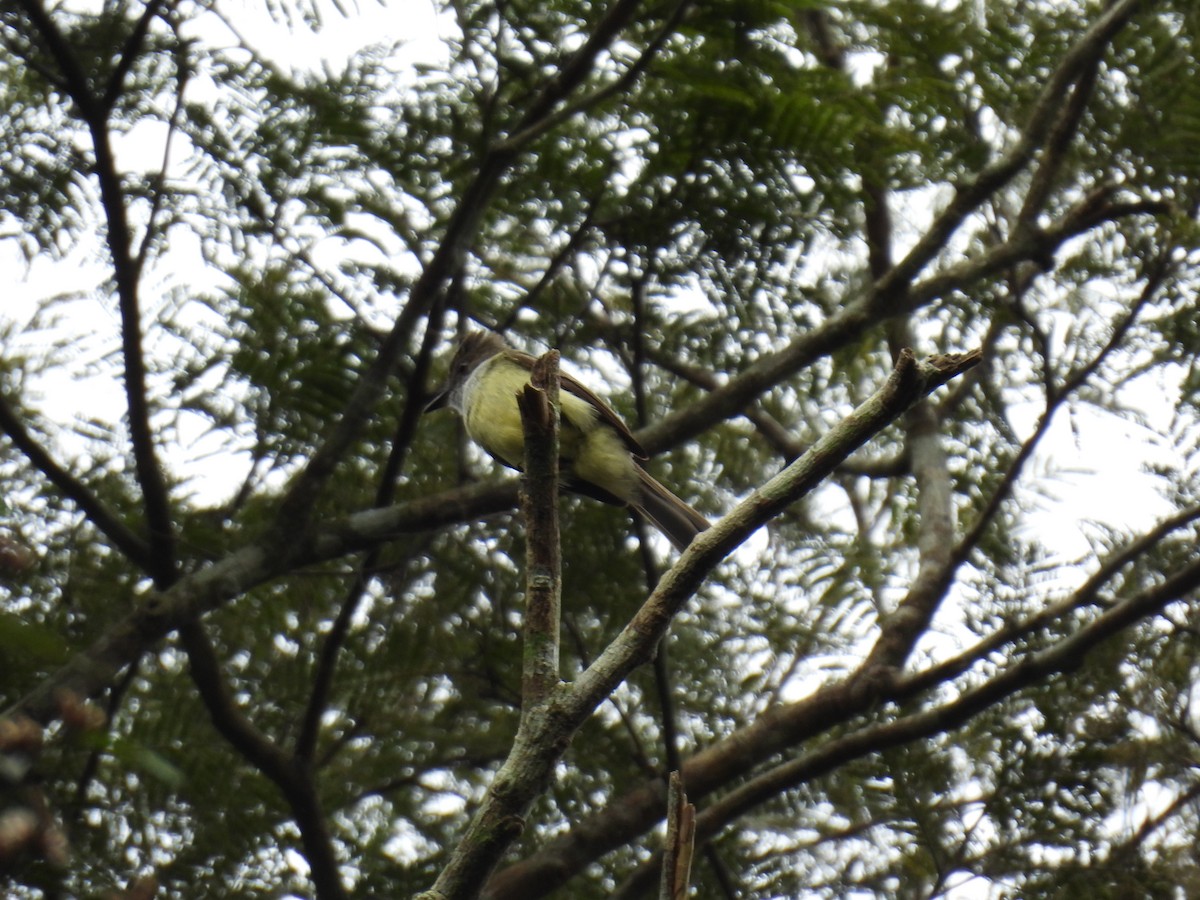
425 331 710 551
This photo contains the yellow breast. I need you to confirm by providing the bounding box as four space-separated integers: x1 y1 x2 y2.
460 354 639 503
462 356 531 468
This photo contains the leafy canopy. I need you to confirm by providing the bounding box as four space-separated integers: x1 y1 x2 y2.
2 0 1200 898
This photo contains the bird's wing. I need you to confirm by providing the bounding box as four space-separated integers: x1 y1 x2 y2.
558 368 647 459
507 347 648 460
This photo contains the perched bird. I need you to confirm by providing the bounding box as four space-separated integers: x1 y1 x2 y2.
425 331 710 550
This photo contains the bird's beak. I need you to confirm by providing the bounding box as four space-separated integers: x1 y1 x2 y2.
424 386 450 412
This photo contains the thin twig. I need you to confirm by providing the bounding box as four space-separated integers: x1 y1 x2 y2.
614 554 1200 896
178 622 347 900
0 393 153 569
296 315 447 762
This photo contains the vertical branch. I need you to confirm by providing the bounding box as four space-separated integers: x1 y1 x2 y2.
17 0 176 583
296 316 447 763
805 6 958 671
417 353 566 900
178 623 347 900
628 270 684 775
659 771 696 900
97 121 177 584
518 350 563 705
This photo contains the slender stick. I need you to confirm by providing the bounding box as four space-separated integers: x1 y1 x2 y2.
519 350 563 705
659 771 696 900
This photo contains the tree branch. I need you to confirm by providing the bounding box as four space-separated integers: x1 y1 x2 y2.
570 350 979 716
509 0 646 135
178 622 347 900
659 771 695 900
497 0 693 153
520 519 1200 900
518 350 563 706
952 243 1167 566
296 318 447 763
612 550 1200 896
0 391 153 570
866 242 1165 674
637 0 1149 457
6 482 518 726
18 0 177 584
899 502 1200 701
480 349 981 899
417 353 568 898
101 0 169 113
133 13 189 279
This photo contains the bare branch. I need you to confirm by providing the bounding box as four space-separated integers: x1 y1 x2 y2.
6 482 519 726
481 349 981 899
659 771 696 900
17 0 177 583
178 622 347 899
580 547 1200 899
518 350 563 705
0 391 153 570
419 352 567 898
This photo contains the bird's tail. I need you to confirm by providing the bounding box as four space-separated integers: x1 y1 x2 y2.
633 467 711 552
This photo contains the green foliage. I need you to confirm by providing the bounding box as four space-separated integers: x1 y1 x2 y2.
4 0 1200 898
